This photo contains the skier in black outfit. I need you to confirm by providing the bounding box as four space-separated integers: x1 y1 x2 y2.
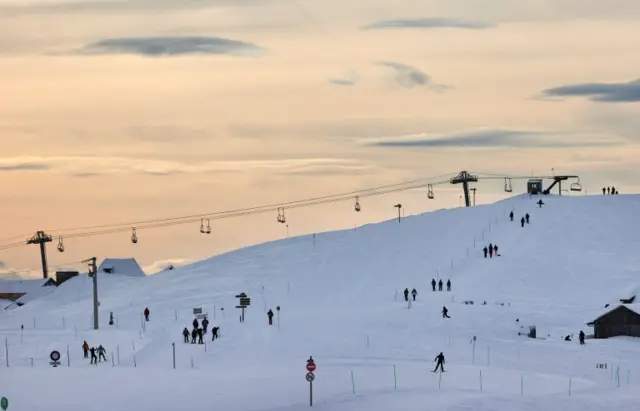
197 328 204 344
493 244 498 256
191 328 197 344
97 345 107 362
202 318 209 334
602 187 606 195
411 288 417 301
90 347 97 364
446 279 451 291
525 213 530 224
267 309 274 325
483 246 488 258
579 330 585 345
489 243 493 258
403 288 409 301
431 279 436 292
433 352 445 372
611 187 616 195
607 187 610 195
182 327 190 343
192 318 199 329
212 326 219 341
520 217 525 227
438 279 443 291
509 211 514 221
442 306 450 318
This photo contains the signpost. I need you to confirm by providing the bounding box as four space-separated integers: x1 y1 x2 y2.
276 306 281 328
0 396 8 411
235 293 251 322
49 350 61 367
306 356 316 406
193 308 202 315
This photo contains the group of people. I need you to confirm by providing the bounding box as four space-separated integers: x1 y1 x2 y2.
82 341 107 364
182 317 219 344
564 330 586 345
431 279 451 292
483 243 499 258
510 211 531 228
602 187 619 195
403 288 418 301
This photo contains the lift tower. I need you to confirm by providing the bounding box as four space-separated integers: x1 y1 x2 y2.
27 231 53 279
450 171 478 207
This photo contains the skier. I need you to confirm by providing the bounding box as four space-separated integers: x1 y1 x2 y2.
607 187 610 195
97 345 107 362
611 186 616 195
90 347 97 364
191 328 197 344
212 326 219 341
192 318 199 330
509 210 514 221
438 279 443 291
403 288 409 301
267 309 274 325
488 243 493 258
109 312 114 325
579 330 585 345
202 317 209 334
431 279 436 292
446 279 451 291
493 244 498 256
82 341 89 358
602 187 606 195
411 288 417 301
483 246 488 258
520 217 525 227
442 306 450 318
525 213 530 224
182 327 190 343
197 328 204 344
144 307 150 321
537 199 544 208
433 352 445 372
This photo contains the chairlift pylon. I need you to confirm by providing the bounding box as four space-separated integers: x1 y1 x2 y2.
504 177 513 193
131 228 138 244
57 236 65 252
277 207 286 224
427 184 434 200
354 196 361 212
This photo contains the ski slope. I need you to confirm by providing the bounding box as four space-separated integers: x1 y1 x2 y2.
2 193 640 411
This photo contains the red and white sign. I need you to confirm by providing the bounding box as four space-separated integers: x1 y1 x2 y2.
306 361 316 372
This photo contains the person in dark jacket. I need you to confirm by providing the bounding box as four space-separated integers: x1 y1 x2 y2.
602 187 606 195
144 307 150 321
197 328 204 344
182 328 190 343
431 279 436 291
411 288 417 301
446 279 451 291
509 210 514 221
442 306 450 318
202 317 209 334
611 186 616 195
521 217 525 227
579 330 585 345
90 347 97 364
483 246 488 258
438 279 443 291
525 213 530 224
267 309 274 325
403 288 409 301
192 318 199 329
489 243 493 258
493 244 498 256
212 326 219 341
433 352 445 372
191 328 197 344
97 345 107 362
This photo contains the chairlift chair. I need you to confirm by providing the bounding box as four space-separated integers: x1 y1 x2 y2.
277 207 286 224
504 177 513 193
354 196 361 212
205 219 211 234
200 218 206 234
427 184 434 200
570 178 582 192
57 236 65 252
131 228 138 244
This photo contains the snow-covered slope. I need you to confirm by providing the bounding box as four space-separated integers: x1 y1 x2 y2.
2 194 640 411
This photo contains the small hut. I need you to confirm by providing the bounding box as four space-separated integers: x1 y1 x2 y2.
588 305 640 339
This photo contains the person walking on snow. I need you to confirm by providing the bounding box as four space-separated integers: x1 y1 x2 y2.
446 279 451 291
442 306 450 318
607 187 610 195
144 307 150 321
192 318 199 330
97 345 107 362
483 246 488 258
488 243 493 258
431 279 436 292
191 328 197 344
267 309 274 325
182 328 190 343
404 288 409 301
525 213 530 224
82 341 89 358
579 330 585 345
202 317 209 334
611 186 616 195
493 244 498 256
212 326 219 341
520 217 525 227
197 328 204 344
411 288 418 301
90 347 97 364
438 279 443 291
433 352 445 372
509 210 514 221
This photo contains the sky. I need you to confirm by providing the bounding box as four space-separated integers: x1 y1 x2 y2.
1 0 639 277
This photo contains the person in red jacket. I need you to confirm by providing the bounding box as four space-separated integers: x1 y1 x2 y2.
144 307 150 321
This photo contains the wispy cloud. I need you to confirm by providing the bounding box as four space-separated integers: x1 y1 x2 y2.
358 129 621 149
329 78 356 86
75 36 265 57
0 156 375 177
375 61 450 90
362 18 494 30
541 79 640 102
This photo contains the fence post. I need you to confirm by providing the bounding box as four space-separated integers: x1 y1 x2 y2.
487 346 490 366
117 345 120 365
438 370 442 390
172 343 176 369
112 353 115 367
520 375 524 395
5 337 8 367
351 370 356 394
479 370 483 392
568 376 572 396
67 345 70 367
393 365 397 390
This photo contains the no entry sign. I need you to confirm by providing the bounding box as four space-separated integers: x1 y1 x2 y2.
306 361 316 372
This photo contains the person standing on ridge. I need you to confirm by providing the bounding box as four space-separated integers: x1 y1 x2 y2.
579 330 585 345
509 210 514 221
431 279 436 292
525 213 530 224
411 288 418 301
611 186 616 195
433 352 445 372
483 246 488 258
82 341 89 358
404 288 409 301
144 307 150 322
267 309 274 325
182 327 190 343
438 279 443 291
202 317 209 334
520 217 525 227
446 279 451 291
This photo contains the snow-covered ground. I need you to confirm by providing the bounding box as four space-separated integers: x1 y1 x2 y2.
2 194 640 411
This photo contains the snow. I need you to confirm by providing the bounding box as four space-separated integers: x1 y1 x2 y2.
98 258 146 277
2 193 640 410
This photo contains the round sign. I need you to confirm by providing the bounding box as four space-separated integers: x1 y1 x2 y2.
0 396 8 411
305 372 315 382
306 361 316 372
50 350 61 362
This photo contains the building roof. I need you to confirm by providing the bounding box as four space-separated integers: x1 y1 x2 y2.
98 258 146 277
0 278 55 294
588 304 640 326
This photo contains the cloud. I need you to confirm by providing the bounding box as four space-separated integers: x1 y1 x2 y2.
143 258 194 275
0 156 375 177
76 36 265 57
0 162 50 171
359 129 621 149
0 261 5 269
541 79 640 102
329 78 356 86
375 61 451 90
127 126 209 142
362 18 494 30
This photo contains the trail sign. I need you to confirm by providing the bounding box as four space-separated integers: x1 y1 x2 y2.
193 308 202 315
306 372 315 382
0 396 8 411
236 292 250 322
49 350 61 367
306 361 316 372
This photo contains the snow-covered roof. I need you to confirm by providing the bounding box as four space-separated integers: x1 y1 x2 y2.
98 258 146 277
0 278 55 294
589 304 640 325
